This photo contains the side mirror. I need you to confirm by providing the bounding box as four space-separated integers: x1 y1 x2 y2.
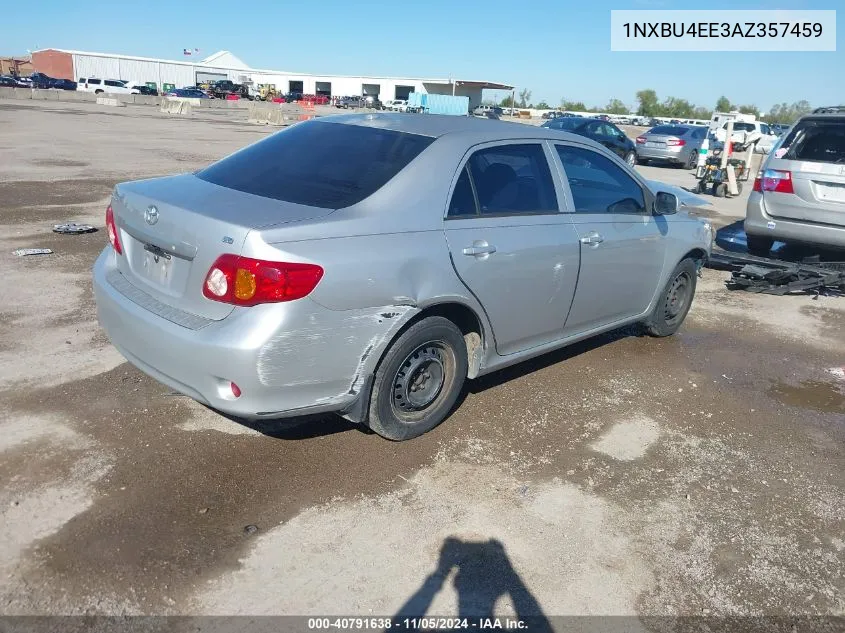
655 191 679 215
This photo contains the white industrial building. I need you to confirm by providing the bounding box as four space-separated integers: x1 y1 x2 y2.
31 48 512 108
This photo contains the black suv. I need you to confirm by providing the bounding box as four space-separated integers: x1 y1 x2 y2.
541 117 638 168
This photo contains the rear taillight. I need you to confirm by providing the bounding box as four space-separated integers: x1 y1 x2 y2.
636 136 646 145
752 175 762 192
202 254 323 306
759 169 793 194
105 204 122 255
666 138 686 147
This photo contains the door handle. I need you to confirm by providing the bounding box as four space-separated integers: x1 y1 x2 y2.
462 241 497 257
579 232 604 246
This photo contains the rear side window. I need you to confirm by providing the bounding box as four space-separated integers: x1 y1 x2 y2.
556 145 646 214
197 121 434 209
466 144 558 215
88 78 101 85
447 167 476 217
650 125 689 136
782 119 845 163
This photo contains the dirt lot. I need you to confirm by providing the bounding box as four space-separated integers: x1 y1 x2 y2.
0 100 843 627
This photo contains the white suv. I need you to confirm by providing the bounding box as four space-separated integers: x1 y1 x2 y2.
714 120 779 154
77 78 139 95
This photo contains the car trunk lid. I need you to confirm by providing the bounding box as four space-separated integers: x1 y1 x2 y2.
111 174 333 321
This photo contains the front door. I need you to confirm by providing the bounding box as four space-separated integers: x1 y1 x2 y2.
553 143 667 333
444 142 581 356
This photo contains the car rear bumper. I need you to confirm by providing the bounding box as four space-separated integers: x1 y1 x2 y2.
637 146 689 162
93 248 411 420
745 192 845 250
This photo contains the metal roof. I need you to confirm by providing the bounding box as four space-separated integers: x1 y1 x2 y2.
31 48 512 88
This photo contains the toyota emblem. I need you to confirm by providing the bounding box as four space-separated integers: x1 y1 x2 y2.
144 205 159 225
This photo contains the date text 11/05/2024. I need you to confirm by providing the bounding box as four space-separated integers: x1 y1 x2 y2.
622 21 823 39
307 617 531 630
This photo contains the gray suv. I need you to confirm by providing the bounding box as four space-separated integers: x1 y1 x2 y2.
745 107 845 255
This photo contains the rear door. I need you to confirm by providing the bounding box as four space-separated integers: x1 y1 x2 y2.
552 143 666 333
763 117 845 227
444 142 581 356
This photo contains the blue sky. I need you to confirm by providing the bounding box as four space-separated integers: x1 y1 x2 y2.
7 0 841 113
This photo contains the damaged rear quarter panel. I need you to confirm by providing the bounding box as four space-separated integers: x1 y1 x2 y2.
255 232 475 401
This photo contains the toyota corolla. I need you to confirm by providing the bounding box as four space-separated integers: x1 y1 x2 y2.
93 114 712 440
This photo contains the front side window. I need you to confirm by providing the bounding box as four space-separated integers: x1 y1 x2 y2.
556 145 646 215
465 144 558 215
88 79 101 85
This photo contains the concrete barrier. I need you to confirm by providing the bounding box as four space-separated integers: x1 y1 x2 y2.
96 96 126 107
32 89 60 101
60 91 98 103
248 102 285 125
132 95 160 106
160 98 193 115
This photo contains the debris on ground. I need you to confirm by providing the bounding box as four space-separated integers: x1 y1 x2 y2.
13 248 53 256
53 222 97 234
827 368 845 380
708 251 845 296
243 524 259 535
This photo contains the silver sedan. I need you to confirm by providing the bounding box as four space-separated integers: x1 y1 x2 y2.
636 124 708 168
93 114 713 440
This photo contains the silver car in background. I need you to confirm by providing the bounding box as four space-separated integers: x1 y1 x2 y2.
93 114 712 441
745 107 845 255
636 124 708 169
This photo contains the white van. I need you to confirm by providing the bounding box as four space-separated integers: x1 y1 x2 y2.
77 78 139 95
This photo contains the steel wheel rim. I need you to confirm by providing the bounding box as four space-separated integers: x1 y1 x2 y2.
664 272 691 325
687 151 697 169
392 343 448 415
626 153 636 167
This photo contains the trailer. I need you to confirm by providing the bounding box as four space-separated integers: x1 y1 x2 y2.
408 92 469 116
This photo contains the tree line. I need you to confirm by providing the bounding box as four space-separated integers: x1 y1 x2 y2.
493 89 817 124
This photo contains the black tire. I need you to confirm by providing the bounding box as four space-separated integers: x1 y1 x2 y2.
713 183 728 197
645 258 697 337
746 234 774 257
695 180 708 194
95 89 104 94
367 317 467 441
637 157 650 166
686 150 697 170
624 152 637 169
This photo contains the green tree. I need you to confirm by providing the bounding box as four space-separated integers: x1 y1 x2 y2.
560 98 587 111
535 101 551 110
635 89 659 116
518 88 532 108
605 98 628 114
692 106 713 120
715 95 732 112
766 100 813 124
662 97 694 119
738 104 760 117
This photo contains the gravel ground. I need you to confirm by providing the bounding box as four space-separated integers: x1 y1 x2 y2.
0 100 843 628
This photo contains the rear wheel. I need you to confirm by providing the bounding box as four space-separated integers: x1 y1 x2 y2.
625 152 637 168
713 183 728 197
645 258 697 337
367 317 467 441
746 234 774 257
686 150 697 169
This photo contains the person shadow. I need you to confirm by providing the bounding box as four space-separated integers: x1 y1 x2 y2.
393 537 554 633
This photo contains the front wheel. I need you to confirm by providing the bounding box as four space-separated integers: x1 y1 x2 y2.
367 317 467 441
624 152 637 168
645 258 698 337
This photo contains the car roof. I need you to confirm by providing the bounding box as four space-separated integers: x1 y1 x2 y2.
313 113 618 155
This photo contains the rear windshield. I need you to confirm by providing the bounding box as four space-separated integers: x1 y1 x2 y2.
649 125 689 136
781 119 845 164
197 121 434 208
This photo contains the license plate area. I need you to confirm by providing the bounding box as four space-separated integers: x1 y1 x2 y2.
141 243 174 286
814 181 845 203
646 141 665 148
